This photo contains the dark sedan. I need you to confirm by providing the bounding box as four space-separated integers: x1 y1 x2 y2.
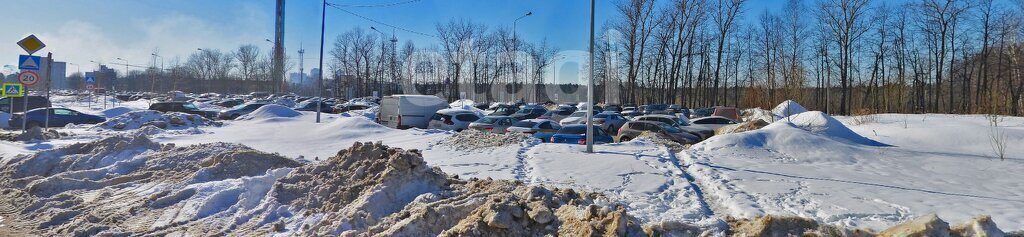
9 108 105 128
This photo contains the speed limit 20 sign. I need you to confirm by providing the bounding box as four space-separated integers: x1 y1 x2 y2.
18 71 40 86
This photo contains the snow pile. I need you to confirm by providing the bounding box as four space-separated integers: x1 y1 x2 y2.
632 131 687 153
697 110 885 154
715 119 770 135
93 110 219 131
236 104 301 120
436 129 538 151
99 107 136 118
0 127 65 142
339 105 379 120
0 140 669 236
771 100 808 118
741 108 776 123
782 111 886 146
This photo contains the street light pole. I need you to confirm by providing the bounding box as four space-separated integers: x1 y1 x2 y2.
586 0 595 153
316 0 327 123
512 11 532 102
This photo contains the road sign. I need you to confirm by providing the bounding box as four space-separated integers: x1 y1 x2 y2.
17 35 45 55
18 71 40 86
2 83 24 97
85 74 96 83
85 84 94 90
18 55 41 70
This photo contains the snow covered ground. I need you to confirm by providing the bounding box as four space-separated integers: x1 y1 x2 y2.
2 96 1023 234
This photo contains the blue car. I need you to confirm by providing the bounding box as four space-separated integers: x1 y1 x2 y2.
9 108 105 128
550 124 614 145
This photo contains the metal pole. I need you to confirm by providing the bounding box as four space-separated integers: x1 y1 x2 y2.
316 0 326 123
44 52 52 129
21 87 28 132
586 0 595 153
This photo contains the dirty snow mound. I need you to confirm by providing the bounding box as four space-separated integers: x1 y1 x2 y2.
771 100 808 118
237 104 301 120
716 119 770 135
100 107 137 118
1 127 66 142
94 110 219 130
632 131 687 153
0 140 673 236
741 108 777 123
436 129 537 150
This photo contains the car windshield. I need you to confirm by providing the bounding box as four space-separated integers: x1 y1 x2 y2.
183 103 199 110
569 111 586 117
512 121 537 128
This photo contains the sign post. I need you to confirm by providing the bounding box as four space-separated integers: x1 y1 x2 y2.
2 83 23 113
16 34 46 132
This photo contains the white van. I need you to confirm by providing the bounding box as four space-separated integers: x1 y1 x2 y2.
378 95 449 129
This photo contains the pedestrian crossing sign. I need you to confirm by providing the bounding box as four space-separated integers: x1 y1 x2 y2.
3 83 24 97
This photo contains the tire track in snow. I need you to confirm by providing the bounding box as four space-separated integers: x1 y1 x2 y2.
661 147 717 218
512 140 542 183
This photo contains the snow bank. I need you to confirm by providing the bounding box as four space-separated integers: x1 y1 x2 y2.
772 100 808 118
697 110 885 153
94 110 219 130
0 140 670 236
449 99 485 117
782 111 886 146
236 104 301 120
99 107 136 118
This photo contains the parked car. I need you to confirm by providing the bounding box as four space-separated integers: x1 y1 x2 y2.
620 110 644 120
616 120 700 144
148 101 218 119
690 107 714 119
690 116 738 132
218 103 268 120
604 104 623 113
8 108 105 128
633 114 713 140
0 96 51 113
427 109 481 131
214 99 245 108
591 112 628 133
333 104 373 113
294 100 334 113
511 105 549 120
559 111 589 126
537 107 575 122
488 104 519 116
643 104 671 115
550 124 614 145
505 119 561 142
378 95 449 129
468 115 516 133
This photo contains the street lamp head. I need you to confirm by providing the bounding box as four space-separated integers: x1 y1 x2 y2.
197 48 203 51
526 12 533 16
370 26 377 30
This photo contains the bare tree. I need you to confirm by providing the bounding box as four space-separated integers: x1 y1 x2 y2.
712 0 745 105
818 0 872 115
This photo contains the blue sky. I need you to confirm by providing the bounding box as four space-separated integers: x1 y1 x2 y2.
0 0 877 77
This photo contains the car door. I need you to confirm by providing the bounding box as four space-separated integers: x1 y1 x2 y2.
50 108 78 126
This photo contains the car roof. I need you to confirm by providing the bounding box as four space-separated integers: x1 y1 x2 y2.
692 115 733 121
522 119 555 123
636 114 676 119
436 108 475 114
484 115 513 118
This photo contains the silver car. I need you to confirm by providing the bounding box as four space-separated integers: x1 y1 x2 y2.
468 116 516 133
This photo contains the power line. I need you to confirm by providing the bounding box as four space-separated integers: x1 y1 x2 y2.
326 2 437 38
329 0 421 8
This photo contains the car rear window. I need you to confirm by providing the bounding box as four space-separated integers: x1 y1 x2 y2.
455 114 479 121
557 126 586 134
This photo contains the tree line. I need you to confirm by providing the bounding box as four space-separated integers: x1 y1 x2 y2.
79 0 1024 116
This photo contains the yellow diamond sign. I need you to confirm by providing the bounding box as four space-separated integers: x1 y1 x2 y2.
17 34 45 55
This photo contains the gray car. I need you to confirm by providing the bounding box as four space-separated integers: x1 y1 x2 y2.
633 114 714 140
690 116 738 133
468 116 516 133
616 120 700 144
219 103 268 120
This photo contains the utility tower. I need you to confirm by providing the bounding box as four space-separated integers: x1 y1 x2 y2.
298 44 305 94
272 0 286 93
